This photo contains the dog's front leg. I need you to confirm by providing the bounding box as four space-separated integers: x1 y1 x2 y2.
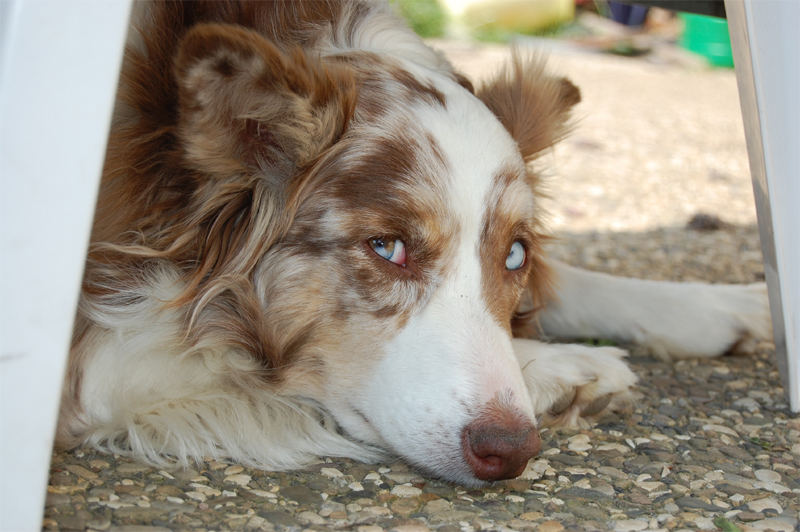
513 338 637 428
537 260 772 359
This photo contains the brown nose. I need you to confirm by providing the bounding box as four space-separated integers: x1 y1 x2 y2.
461 415 541 481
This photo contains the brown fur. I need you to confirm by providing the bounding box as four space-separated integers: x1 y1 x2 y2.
476 54 580 335
476 51 580 167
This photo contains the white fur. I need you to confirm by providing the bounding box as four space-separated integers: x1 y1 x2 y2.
333 255 535 483
317 82 538 483
72 267 383 470
514 338 637 426
539 260 772 359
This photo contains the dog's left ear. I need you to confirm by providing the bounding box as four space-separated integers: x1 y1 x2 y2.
477 53 580 163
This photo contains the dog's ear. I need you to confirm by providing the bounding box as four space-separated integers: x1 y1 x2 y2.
477 52 580 163
174 23 356 177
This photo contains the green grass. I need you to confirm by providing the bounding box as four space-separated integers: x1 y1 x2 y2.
579 338 619 347
749 436 773 450
392 0 447 38
713 516 743 532
472 20 581 43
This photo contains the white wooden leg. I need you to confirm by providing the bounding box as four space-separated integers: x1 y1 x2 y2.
726 0 800 412
0 1 131 529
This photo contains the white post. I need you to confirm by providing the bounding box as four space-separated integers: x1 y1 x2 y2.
726 0 800 411
0 1 131 529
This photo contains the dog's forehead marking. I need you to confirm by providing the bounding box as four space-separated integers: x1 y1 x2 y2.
411 84 530 282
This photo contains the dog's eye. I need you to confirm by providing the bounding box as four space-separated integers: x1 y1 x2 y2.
369 237 407 267
505 241 526 270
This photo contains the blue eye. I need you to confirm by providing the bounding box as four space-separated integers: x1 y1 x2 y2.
505 241 526 270
369 237 407 267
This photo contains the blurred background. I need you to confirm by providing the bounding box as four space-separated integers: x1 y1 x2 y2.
390 0 759 279
394 0 734 68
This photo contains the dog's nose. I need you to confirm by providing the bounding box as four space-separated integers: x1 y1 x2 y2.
461 416 541 482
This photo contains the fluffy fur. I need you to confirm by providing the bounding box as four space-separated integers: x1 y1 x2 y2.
57 0 772 485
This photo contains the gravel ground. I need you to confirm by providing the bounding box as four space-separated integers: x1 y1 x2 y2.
44 42 799 531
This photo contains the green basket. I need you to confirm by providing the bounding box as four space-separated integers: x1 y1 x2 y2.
679 12 734 68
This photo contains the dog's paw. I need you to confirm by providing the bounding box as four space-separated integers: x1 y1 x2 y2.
637 282 773 360
513 340 638 429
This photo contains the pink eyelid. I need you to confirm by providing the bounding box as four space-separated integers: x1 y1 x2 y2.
391 242 407 267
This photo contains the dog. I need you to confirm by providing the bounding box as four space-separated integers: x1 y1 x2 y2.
57 0 772 486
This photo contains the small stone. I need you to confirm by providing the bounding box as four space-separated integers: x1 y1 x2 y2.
320 467 344 479
65 465 99 480
592 480 617 497
712 498 730 509
520 459 550 480
224 474 251 487
319 501 346 517
574 478 592 489
567 434 592 452
423 499 451 513
185 491 207 502
388 524 430 532
748 497 783 513
747 518 799 532
224 465 244 475
384 471 423 483
348 481 364 491
596 443 630 454
361 506 391 518
733 397 760 412
86 516 111 530
248 489 275 499
670 484 689 496
207 460 228 470
597 466 628 479
565 466 597 476
675 496 724 511
389 496 420 516
753 469 780 483
537 521 564 532
736 511 765 522
613 518 649 531
115 462 153 475
89 459 110 470
702 424 739 436
246 515 269 529
297 510 327 525
391 484 422 497
754 480 790 494
693 516 716 530
637 481 664 492
663 502 679 514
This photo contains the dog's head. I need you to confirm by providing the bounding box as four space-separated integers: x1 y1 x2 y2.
163 23 579 485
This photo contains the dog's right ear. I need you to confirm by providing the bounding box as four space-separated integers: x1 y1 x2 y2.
174 23 356 178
